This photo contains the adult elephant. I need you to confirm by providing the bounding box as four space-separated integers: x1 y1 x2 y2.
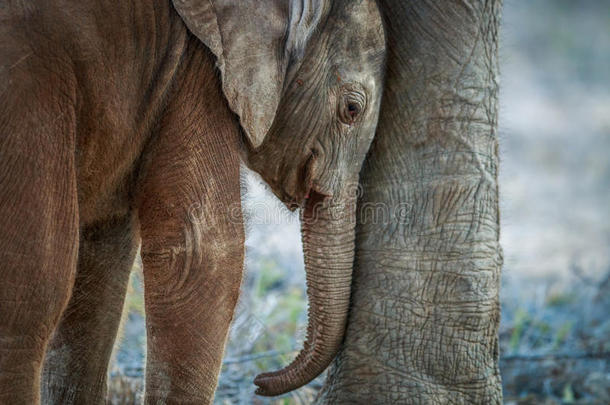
0 0 385 403
316 0 504 403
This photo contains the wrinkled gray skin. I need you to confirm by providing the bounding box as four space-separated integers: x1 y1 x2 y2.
233 0 387 397
316 0 503 403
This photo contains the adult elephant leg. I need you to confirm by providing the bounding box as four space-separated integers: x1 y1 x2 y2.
137 41 243 404
41 213 138 404
0 56 79 404
317 0 503 404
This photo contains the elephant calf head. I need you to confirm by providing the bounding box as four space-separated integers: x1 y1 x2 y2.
173 0 386 396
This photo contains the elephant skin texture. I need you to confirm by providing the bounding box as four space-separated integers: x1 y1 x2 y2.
0 0 385 404
316 0 504 404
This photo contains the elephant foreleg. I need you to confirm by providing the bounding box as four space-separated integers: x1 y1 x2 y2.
41 213 139 404
0 54 79 404
137 42 244 404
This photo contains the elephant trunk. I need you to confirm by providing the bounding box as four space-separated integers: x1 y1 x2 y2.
254 190 356 396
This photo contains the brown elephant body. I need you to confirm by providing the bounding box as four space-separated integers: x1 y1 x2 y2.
1 1 244 403
1 0 386 403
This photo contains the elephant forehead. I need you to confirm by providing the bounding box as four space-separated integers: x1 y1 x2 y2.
325 2 386 84
328 0 385 51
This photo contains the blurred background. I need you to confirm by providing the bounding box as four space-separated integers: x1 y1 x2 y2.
109 1 610 403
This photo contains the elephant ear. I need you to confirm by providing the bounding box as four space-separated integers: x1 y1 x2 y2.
172 0 292 149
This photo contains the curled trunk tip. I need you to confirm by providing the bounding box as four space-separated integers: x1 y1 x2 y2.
253 192 356 396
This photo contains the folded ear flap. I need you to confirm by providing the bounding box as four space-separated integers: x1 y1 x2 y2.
172 0 291 148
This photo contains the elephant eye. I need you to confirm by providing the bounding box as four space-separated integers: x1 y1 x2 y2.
347 103 360 117
339 90 366 125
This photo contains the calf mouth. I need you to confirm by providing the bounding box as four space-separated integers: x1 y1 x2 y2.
283 150 333 211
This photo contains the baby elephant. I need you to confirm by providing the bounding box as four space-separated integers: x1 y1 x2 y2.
0 0 385 403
